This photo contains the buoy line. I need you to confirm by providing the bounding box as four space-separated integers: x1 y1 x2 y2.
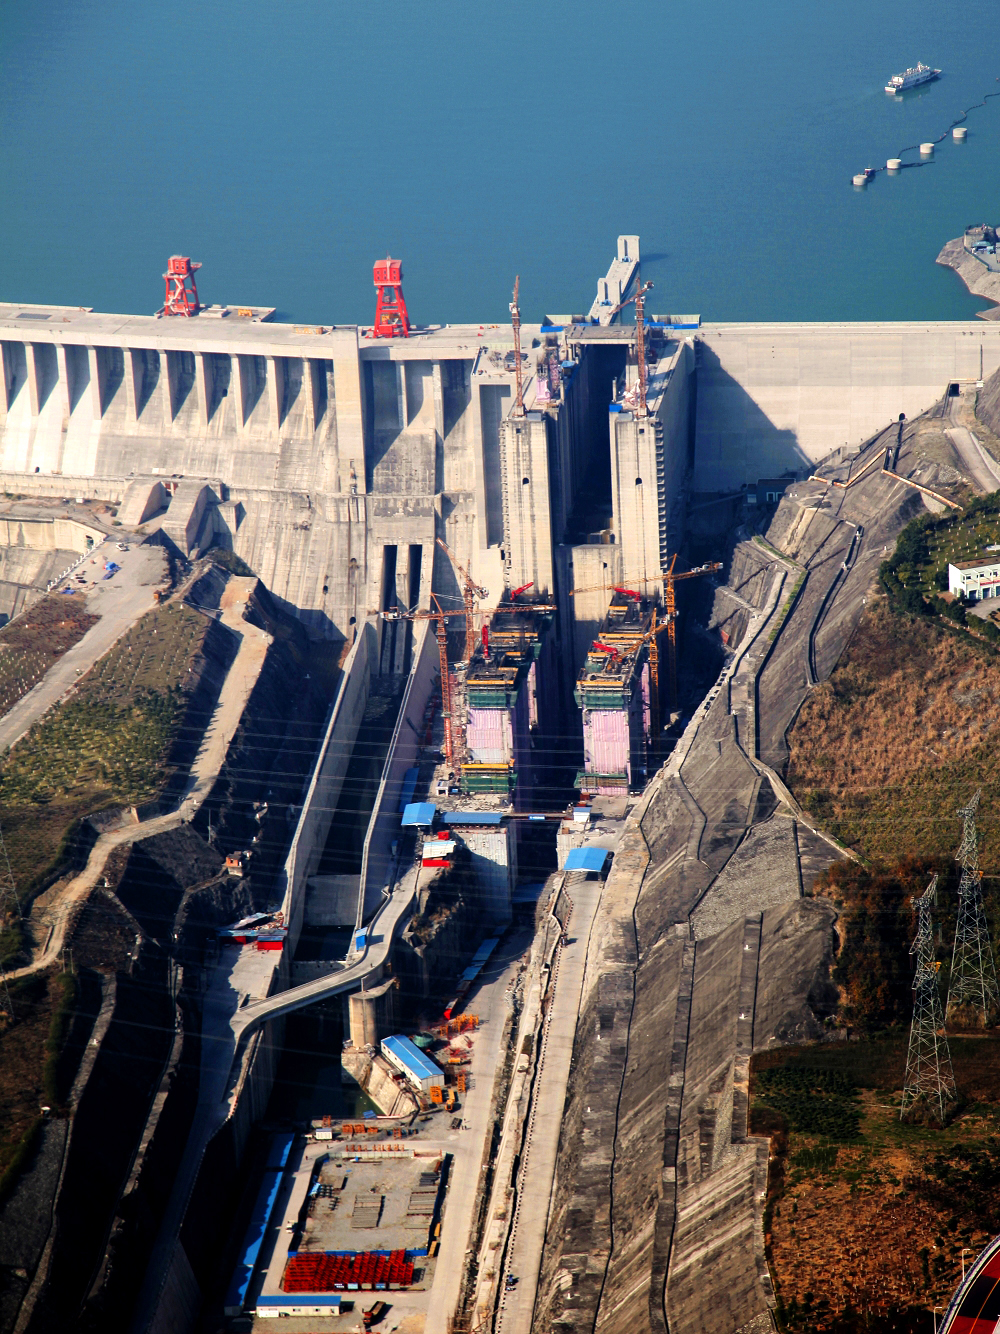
853 77 1000 185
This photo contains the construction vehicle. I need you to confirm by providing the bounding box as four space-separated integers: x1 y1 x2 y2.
445 1089 457 1112
363 1300 390 1329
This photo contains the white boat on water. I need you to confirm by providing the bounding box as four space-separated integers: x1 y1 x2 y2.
885 62 941 93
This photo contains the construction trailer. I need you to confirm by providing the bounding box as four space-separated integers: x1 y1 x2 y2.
575 591 654 796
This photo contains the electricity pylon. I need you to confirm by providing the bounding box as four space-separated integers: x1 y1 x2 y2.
946 789 999 1026
901 876 957 1122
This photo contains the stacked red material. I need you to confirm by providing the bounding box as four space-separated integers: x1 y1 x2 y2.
283 1250 414 1292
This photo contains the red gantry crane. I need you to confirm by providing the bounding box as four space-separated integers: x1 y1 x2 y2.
159 255 202 317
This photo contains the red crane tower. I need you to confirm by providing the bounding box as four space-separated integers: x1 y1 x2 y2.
160 256 202 317
372 257 410 338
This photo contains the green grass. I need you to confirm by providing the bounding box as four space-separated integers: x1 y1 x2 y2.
753 1067 863 1140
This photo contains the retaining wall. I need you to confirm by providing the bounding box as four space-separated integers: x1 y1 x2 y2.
357 621 436 926
695 321 1000 490
279 621 378 950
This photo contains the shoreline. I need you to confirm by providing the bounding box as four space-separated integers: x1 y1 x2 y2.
936 236 1000 321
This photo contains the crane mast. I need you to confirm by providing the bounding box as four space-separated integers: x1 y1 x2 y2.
510 276 524 417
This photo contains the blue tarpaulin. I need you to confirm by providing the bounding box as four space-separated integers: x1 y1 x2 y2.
564 847 610 873
401 802 436 827
440 811 503 825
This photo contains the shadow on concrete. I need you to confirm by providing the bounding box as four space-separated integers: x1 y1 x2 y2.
694 343 813 490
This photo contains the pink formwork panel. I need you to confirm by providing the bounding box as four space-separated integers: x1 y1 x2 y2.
583 708 631 780
467 707 512 764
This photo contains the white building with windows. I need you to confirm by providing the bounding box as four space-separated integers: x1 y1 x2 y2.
948 557 1000 601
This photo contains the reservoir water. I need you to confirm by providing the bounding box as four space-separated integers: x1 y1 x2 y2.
2 0 999 326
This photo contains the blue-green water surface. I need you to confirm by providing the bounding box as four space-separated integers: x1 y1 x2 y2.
1 0 999 325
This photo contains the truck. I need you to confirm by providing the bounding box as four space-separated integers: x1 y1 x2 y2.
363 1301 389 1329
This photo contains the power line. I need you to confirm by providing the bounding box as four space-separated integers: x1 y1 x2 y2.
947 789 999 1027
901 874 956 1124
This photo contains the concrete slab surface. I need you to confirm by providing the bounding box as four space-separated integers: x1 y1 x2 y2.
0 541 166 755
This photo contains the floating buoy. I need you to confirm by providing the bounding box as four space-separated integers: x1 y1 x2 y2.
887 158 902 171
954 126 968 141
853 173 868 186
920 142 935 155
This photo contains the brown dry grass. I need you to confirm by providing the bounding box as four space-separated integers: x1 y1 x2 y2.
787 598 1000 864
757 1039 1000 1330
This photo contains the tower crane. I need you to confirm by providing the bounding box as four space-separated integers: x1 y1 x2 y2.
435 537 488 664
510 277 525 417
663 556 723 710
374 598 557 766
607 269 654 418
588 610 670 755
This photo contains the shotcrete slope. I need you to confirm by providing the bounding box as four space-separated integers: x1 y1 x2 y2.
533 426 940 1334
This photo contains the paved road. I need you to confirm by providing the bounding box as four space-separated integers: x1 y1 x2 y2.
946 423 1000 493
945 393 1000 494
496 874 605 1334
425 929 534 1334
7 573 272 981
0 542 166 755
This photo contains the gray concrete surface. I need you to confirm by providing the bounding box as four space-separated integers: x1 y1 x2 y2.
0 541 166 755
533 408 933 1334
495 870 608 1334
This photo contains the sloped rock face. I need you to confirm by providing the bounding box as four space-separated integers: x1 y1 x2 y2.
978 362 1000 439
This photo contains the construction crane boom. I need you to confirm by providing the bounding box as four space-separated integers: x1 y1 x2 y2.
608 269 654 418
375 595 557 766
435 537 487 664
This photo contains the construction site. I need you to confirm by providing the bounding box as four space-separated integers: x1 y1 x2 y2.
4 239 1000 1334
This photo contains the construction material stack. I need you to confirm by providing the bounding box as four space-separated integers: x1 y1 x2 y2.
575 590 653 796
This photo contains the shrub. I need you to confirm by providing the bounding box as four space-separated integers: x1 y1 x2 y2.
753 1068 862 1140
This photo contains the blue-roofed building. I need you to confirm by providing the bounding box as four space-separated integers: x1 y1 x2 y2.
223 1169 285 1315
563 846 610 874
381 1034 443 1092
401 802 436 828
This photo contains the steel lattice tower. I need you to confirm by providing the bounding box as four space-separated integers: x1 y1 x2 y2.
946 789 999 1026
901 876 957 1122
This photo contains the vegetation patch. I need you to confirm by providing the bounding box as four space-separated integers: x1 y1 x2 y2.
786 599 1000 865
754 1066 862 1140
879 492 1000 637
0 970 61 1201
0 602 212 918
754 1038 1000 1333
0 595 99 719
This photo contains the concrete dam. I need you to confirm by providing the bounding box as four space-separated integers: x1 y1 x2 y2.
4 241 1000 1334
5 249 1000 647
